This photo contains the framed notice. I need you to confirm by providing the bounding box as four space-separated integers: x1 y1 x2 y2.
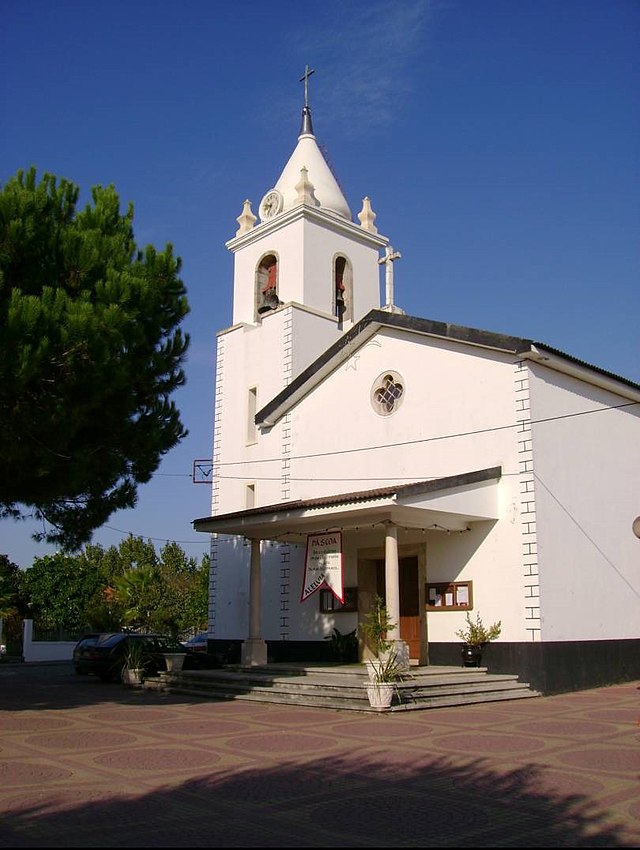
426 581 473 611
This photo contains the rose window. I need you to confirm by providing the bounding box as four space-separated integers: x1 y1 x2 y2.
371 371 405 416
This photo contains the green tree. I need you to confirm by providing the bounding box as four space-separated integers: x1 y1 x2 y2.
74 544 126 631
0 554 29 654
113 563 162 631
0 554 23 618
149 542 209 637
21 552 102 633
18 536 209 637
0 167 190 549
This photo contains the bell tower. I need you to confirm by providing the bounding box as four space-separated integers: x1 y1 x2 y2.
206 72 398 651
225 69 389 337
213 72 391 519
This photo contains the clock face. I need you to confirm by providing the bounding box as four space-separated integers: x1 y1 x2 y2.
260 190 283 220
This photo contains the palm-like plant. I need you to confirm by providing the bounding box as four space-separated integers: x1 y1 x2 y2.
123 639 145 671
114 565 161 630
360 596 410 685
360 595 395 657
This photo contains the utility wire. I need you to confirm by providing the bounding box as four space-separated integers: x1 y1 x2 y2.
107 398 638 543
177 398 639 473
102 525 209 548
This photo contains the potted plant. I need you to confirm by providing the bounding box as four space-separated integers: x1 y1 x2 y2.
455 611 501 667
122 639 145 686
365 647 412 710
360 595 394 661
324 627 358 662
360 596 409 709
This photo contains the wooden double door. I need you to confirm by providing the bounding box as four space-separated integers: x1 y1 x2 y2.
376 556 421 659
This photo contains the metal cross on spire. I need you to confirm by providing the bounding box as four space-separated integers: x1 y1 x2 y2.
300 65 315 108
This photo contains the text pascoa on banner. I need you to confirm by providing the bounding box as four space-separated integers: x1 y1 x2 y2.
301 532 343 603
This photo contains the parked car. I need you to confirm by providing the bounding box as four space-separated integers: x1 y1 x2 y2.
72 633 103 672
72 632 221 681
181 632 209 653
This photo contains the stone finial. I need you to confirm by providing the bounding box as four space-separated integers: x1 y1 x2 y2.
358 196 378 233
295 166 319 207
235 199 257 236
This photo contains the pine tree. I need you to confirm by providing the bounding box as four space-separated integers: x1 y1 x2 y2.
0 167 190 548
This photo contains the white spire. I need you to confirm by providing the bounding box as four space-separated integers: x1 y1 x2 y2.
270 68 352 220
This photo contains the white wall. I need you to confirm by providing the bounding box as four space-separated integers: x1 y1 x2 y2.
212 259 640 650
286 329 520 497
22 620 75 662
529 364 640 640
214 305 347 515
252 329 530 645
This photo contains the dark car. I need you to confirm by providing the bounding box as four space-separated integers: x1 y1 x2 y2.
72 632 221 681
181 632 209 653
72 633 103 673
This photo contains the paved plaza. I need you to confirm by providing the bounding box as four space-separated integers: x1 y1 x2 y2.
0 662 638 847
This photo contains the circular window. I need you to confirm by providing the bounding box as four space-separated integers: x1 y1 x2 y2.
371 371 405 416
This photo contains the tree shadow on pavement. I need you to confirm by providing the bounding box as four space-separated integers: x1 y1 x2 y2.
0 751 634 848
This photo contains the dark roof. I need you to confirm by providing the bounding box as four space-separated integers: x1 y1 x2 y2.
256 309 640 426
529 341 640 391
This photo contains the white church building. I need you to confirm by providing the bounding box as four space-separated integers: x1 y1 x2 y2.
194 81 640 695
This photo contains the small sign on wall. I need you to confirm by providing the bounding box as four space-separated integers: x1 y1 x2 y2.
426 581 473 610
301 532 343 603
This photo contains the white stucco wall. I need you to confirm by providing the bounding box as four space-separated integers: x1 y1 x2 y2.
528 364 640 640
214 305 351 515
256 329 529 645
285 329 519 494
209 319 640 648
213 534 358 642
21 620 75 662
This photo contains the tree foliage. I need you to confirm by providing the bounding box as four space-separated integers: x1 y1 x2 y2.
0 554 25 619
0 167 190 549
0 554 29 654
16 537 208 637
20 551 102 632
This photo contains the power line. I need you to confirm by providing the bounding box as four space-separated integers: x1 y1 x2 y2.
211 472 521 482
202 399 640 470
95 398 638 546
102 525 209 548
533 473 640 601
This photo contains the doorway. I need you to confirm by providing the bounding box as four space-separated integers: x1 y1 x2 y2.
376 557 421 659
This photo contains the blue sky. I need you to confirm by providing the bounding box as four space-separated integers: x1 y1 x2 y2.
1 0 638 569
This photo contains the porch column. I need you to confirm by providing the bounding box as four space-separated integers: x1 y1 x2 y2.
241 538 268 667
384 522 410 669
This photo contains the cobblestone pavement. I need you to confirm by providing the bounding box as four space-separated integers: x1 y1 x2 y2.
0 663 638 847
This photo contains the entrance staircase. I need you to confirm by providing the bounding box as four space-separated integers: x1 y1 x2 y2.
149 663 541 712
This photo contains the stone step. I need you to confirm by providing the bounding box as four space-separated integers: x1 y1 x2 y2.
151 663 541 713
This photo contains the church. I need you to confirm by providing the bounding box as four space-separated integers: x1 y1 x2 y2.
193 74 640 695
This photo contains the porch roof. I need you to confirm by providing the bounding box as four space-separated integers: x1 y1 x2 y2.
192 466 502 542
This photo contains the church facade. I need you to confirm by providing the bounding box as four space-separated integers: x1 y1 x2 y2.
194 87 640 695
